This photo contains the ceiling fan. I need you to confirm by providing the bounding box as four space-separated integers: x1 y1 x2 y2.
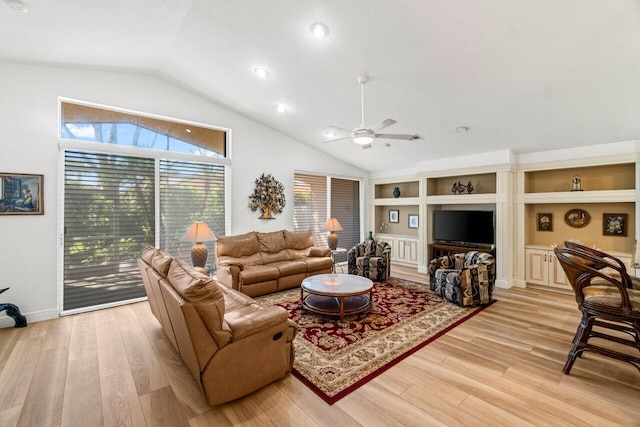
323 76 423 149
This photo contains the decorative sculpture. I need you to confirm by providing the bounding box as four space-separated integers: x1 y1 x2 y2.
452 181 473 195
248 173 286 219
0 288 27 328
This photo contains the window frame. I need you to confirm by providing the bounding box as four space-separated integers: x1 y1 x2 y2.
57 97 232 316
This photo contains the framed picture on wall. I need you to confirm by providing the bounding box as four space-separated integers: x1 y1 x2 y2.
389 209 399 223
536 213 553 231
603 213 627 236
408 214 419 229
0 173 44 215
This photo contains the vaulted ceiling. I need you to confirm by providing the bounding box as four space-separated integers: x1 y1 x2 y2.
2 0 640 172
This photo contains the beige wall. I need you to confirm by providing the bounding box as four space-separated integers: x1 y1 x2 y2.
374 205 419 237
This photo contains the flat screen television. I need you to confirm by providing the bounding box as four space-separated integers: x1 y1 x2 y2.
433 210 494 246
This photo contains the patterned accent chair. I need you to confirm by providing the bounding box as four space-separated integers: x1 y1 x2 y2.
348 240 391 281
428 251 495 306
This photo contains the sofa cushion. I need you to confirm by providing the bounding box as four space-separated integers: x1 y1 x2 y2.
270 260 307 276
167 260 231 347
284 230 314 259
257 231 290 264
240 265 280 285
142 246 173 277
217 232 263 266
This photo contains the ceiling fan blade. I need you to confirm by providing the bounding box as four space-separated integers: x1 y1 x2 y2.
375 133 423 141
324 125 352 134
361 143 373 149
370 118 396 132
322 136 351 144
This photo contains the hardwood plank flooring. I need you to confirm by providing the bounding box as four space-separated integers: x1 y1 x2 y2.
1 264 639 426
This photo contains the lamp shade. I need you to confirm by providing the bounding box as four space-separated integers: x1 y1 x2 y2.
180 222 216 243
323 217 343 232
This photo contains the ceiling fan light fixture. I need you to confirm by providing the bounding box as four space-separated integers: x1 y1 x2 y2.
352 129 375 145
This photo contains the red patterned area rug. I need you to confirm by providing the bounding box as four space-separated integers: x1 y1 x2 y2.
255 277 493 404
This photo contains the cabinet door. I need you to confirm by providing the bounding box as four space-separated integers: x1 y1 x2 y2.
525 248 549 286
396 237 418 265
549 252 571 290
376 235 396 261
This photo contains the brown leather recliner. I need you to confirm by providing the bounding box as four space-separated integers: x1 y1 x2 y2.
138 246 297 406
216 230 333 297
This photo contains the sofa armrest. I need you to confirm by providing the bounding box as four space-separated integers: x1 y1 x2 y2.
216 263 243 290
310 247 331 257
225 305 290 342
218 261 245 271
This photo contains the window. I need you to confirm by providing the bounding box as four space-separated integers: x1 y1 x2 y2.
63 152 155 310
294 173 328 247
294 173 361 261
159 160 225 267
61 100 228 313
331 178 360 263
60 101 226 157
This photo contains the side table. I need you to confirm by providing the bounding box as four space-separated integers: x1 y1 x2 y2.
330 248 347 273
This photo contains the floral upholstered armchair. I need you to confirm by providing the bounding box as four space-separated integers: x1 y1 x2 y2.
348 240 391 281
428 251 495 306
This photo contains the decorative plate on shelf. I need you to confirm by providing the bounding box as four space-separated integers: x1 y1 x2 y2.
564 209 591 228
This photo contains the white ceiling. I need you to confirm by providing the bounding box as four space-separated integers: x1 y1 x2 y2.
2 0 640 172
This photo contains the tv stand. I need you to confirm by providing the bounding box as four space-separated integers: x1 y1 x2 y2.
431 242 494 259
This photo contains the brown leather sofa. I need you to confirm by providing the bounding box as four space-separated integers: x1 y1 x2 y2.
216 230 333 297
137 246 297 406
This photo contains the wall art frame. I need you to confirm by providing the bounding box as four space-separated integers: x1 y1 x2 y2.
408 214 419 229
564 208 590 228
536 213 553 231
0 173 44 215
389 209 399 223
603 213 627 236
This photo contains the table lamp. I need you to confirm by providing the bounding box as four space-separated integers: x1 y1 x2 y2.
180 222 216 268
323 217 343 250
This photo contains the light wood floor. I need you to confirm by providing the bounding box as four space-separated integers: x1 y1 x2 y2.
1 266 639 426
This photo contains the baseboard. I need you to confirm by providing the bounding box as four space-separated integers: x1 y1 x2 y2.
417 265 427 274
495 279 514 289
0 308 59 329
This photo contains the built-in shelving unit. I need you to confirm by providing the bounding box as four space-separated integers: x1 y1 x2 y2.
370 178 423 268
369 153 638 291
518 159 637 290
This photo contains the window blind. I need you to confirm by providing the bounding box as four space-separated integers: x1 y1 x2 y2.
294 173 328 247
159 160 225 272
63 151 155 311
331 178 360 263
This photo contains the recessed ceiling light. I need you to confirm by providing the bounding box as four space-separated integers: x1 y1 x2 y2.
253 66 270 79
310 23 329 38
456 126 469 133
276 104 289 113
5 0 28 12
383 143 391 148
185 128 192 133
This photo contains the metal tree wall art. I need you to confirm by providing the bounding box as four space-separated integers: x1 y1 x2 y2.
248 173 286 219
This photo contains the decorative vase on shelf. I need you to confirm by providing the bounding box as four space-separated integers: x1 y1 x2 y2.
367 231 374 241
393 187 401 198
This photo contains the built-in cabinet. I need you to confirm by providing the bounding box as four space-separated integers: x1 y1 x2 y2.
375 234 419 265
521 160 637 291
524 246 570 290
371 178 422 268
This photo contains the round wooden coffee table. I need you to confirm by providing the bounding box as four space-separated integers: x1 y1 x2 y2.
300 274 374 318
